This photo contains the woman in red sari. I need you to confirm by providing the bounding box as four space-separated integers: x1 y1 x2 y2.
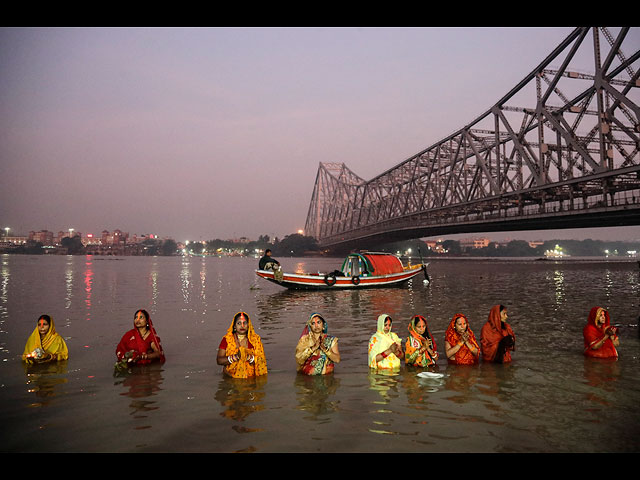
481 305 515 363
116 309 165 365
583 306 619 359
444 313 480 365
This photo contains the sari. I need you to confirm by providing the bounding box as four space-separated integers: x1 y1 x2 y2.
404 315 438 367
445 313 480 365
583 306 618 359
22 316 69 363
480 305 515 363
295 313 338 375
219 312 268 378
368 314 402 370
116 314 165 365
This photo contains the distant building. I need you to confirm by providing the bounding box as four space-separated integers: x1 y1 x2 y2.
460 237 490 249
0 235 27 246
29 230 55 246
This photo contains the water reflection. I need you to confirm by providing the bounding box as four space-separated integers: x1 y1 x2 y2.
0 257 9 359
442 365 481 403
65 257 74 310
22 361 69 407
84 257 93 320
148 258 159 312
293 373 340 421
213 375 267 422
114 366 165 429
180 257 192 305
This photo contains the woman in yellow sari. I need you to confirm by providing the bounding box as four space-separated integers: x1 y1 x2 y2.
22 315 69 363
368 314 403 370
217 311 267 378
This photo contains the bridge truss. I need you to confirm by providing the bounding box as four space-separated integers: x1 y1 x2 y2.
305 27 640 251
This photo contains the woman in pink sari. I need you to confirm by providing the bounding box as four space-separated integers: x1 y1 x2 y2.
116 309 165 365
583 306 619 359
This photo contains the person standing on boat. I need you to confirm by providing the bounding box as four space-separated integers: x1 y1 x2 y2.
23 314 69 363
217 311 268 378
259 249 280 270
368 314 403 370
583 306 619 359
481 305 515 363
295 313 340 375
404 315 438 367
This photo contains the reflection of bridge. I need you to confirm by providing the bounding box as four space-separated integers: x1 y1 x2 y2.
304 27 640 252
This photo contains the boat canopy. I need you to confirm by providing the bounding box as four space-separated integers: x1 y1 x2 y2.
341 252 404 276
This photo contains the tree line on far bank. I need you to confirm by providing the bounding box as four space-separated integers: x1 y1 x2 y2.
4 232 639 258
374 238 640 258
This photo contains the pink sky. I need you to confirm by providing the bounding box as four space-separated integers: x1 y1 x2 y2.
1 27 639 242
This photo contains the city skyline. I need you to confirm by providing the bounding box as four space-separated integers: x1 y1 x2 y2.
2 27 639 243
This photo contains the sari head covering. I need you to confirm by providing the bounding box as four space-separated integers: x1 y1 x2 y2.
221 311 268 378
405 314 438 367
295 313 338 375
480 305 515 363
116 309 165 365
22 315 69 362
445 313 480 365
583 306 618 359
368 314 401 370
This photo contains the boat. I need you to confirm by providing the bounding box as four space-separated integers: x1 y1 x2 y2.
256 252 428 290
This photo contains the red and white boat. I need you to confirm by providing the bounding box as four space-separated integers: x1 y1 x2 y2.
256 252 428 290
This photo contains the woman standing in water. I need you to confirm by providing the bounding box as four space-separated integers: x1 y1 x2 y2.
217 311 268 378
368 314 403 370
481 305 515 363
22 314 69 363
445 313 480 365
583 306 619 359
404 314 438 367
115 309 165 365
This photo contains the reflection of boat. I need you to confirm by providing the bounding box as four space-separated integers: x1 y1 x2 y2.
256 252 428 290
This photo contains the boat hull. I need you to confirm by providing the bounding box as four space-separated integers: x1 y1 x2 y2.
256 265 425 290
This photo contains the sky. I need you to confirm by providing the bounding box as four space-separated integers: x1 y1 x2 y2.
1 26 639 243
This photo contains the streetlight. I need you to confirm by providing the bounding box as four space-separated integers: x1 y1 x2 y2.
4 227 9 238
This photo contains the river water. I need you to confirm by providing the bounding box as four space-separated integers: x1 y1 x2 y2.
0 253 638 453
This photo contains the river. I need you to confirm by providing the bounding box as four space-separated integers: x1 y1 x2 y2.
0 254 639 452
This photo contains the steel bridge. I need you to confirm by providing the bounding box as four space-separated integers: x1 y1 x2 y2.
304 27 640 252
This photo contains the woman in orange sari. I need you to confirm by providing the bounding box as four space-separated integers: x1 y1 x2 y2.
404 315 438 367
481 305 515 363
444 313 480 365
217 311 268 378
583 306 619 359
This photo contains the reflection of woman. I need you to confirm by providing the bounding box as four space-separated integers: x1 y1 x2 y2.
217 312 268 378
116 309 165 365
481 305 515 363
368 314 403 370
404 315 438 367
444 313 479 365
583 306 619 359
22 315 69 363
295 313 340 375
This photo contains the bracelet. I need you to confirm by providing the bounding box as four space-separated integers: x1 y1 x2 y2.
228 355 234 364
381 351 388 358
